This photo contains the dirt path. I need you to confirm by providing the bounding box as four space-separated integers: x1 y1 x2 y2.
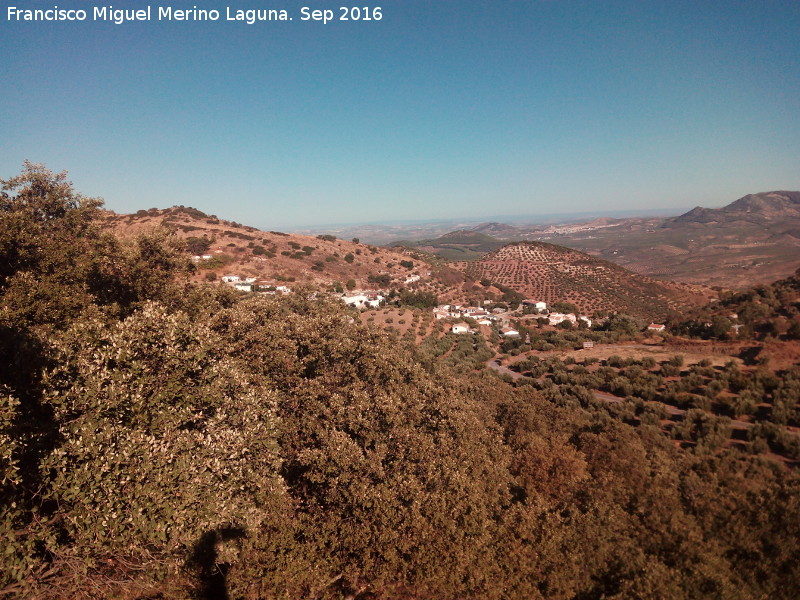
485 355 523 380
518 342 744 368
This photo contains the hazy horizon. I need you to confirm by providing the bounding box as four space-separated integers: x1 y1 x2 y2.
282 205 694 232
3 1 799 228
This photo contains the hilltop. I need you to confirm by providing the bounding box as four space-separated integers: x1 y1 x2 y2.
101 205 478 300
390 229 507 260
539 191 800 288
671 191 800 224
455 241 711 320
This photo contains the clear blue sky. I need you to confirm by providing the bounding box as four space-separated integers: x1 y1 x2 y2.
2 0 799 228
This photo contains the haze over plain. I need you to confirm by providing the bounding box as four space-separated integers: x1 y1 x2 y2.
2 0 799 227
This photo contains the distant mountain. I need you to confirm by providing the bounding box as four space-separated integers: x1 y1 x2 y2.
455 241 710 321
670 191 800 225
470 222 523 236
531 191 800 289
391 229 508 261
670 206 719 224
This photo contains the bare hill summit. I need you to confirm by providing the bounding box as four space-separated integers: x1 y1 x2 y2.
102 206 468 296
672 191 800 224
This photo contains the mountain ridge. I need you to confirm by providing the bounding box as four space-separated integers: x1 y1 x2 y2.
671 191 800 224
389 190 800 289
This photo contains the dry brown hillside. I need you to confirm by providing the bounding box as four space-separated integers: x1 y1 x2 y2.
456 241 712 320
102 206 471 295
545 191 800 289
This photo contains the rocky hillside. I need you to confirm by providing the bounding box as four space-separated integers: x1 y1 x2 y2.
456 241 711 320
671 191 800 224
542 192 800 289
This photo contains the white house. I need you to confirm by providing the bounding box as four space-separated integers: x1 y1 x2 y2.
501 327 520 337
451 322 471 334
647 323 666 332
234 282 253 292
524 300 548 312
434 305 462 318
343 294 369 309
548 312 579 326
343 293 384 309
221 275 240 283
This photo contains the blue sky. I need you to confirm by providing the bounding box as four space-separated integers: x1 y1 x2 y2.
2 0 799 228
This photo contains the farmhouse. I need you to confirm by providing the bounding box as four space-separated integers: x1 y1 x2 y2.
548 312 577 326
523 299 548 312
501 327 520 337
647 323 666 332
451 322 471 334
343 293 384 309
434 304 463 319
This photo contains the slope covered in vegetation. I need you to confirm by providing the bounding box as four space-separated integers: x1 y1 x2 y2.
102 205 467 299
456 242 710 321
670 268 800 341
2 164 799 599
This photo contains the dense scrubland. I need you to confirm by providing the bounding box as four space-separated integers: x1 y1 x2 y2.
2 164 800 599
670 269 800 342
